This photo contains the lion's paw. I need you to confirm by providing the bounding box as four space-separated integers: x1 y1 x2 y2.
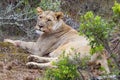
4 39 16 45
4 39 12 42
26 62 39 69
27 55 40 62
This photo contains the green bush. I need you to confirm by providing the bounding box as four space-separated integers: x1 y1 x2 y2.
79 1 120 76
79 11 114 54
112 1 120 30
112 1 120 17
44 55 80 80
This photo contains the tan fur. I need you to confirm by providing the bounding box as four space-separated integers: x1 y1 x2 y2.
4 7 110 73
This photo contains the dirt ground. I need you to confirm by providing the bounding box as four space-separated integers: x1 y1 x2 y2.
0 42 44 80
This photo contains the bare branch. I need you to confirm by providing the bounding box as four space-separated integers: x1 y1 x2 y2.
5 0 23 15
0 17 35 22
0 22 23 27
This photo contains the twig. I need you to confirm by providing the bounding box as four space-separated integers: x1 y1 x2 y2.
0 17 35 22
112 40 120 51
77 68 85 80
16 11 35 18
0 22 23 27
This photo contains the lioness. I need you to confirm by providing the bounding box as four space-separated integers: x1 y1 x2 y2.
4 7 110 73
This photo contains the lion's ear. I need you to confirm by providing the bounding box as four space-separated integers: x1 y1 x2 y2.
36 7 43 15
55 12 63 20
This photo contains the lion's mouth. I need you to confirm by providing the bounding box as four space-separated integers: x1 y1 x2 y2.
35 30 44 35
39 27 46 32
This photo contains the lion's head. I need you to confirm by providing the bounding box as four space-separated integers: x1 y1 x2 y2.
35 7 64 34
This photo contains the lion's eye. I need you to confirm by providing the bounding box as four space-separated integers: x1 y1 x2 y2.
47 19 52 22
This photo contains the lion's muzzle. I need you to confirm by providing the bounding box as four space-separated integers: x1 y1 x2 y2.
35 30 44 35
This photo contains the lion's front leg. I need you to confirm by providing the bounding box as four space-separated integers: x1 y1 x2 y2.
26 62 57 69
26 55 58 69
4 39 19 46
4 39 36 53
27 55 58 63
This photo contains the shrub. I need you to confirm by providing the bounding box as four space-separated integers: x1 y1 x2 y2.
112 1 120 17
79 11 114 54
79 1 120 76
44 54 80 80
112 1 120 30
